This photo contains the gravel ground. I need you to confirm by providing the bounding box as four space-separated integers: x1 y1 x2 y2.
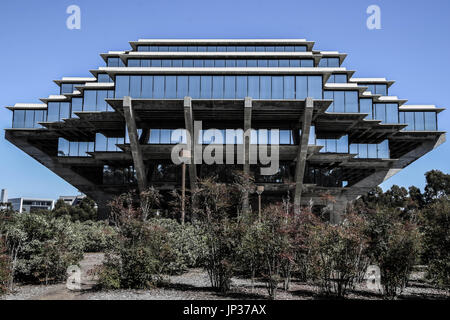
2 253 449 300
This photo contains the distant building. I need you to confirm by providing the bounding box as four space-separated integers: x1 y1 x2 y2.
1 189 8 210
8 197 55 213
59 194 86 206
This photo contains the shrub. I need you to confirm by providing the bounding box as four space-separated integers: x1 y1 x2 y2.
148 218 206 273
99 198 183 289
422 198 450 291
75 220 118 253
0 239 11 294
309 214 369 298
201 218 240 293
365 209 421 299
2 213 84 284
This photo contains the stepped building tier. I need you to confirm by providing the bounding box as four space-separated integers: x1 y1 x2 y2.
5 39 446 221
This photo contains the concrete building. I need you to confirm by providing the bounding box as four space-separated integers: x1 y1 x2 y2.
59 195 86 206
4 39 446 221
0 189 8 210
8 197 55 213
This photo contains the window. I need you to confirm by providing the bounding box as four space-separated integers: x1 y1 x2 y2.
374 103 398 123
61 83 74 94
47 102 60 122
114 75 322 101
319 58 340 67
13 110 25 128
325 91 357 112
97 74 111 83
360 98 373 119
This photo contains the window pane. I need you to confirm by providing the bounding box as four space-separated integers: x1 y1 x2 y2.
69 141 79 156
189 75 201 98
129 76 141 98
34 110 45 127
151 59 162 67
360 98 372 119
283 76 295 99
204 59 214 67
236 76 247 99
385 104 398 123
61 83 73 94
200 76 212 98
115 76 129 98
183 59 193 67
268 60 278 67
271 76 283 99
334 91 345 112
376 84 387 95
296 76 307 99
212 76 224 98
24 110 34 128
368 144 377 158
301 59 314 67
128 59 140 67
345 91 358 113
260 76 271 99
149 129 160 144
415 112 425 130
307 76 322 99
162 59 171 67
404 112 415 131
177 76 188 98
58 138 69 156
424 112 437 130
247 60 257 67
226 60 236 67
279 60 289 67
47 103 59 122
153 76 165 98
96 91 108 112
248 76 260 99
59 102 70 119
160 129 171 143
95 133 107 151
224 76 236 99
141 76 153 98
289 59 300 67
214 60 225 67
236 59 246 67
165 76 177 98
374 104 386 123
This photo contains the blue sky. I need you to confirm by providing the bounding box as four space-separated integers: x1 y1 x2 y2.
0 0 449 199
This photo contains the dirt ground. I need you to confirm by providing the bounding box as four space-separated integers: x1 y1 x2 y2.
2 253 448 300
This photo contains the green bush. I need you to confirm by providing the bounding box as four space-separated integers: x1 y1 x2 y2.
98 211 187 289
3 212 84 284
75 220 118 253
0 239 11 294
365 209 421 299
309 214 369 298
422 198 450 291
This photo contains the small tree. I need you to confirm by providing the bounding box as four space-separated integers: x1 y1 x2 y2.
422 198 450 292
140 187 162 221
364 208 421 299
309 214 369 298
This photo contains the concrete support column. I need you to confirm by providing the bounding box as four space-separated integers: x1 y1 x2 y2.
123 96 147 192
183 97 198 191
294 97 314 212
329 196 348 224
242 97 253 213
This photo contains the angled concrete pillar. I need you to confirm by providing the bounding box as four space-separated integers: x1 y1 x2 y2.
294 97 314 212
183 97 198 191
242 97 253 213
123 96 147 192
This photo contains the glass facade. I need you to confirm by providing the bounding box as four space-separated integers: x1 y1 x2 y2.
58 138 94 157
60 83 75 94
363 83 387 96
399 111 438 131
360 98 373 119
318 58 340 67
115 75 323 100
316 135 349 153
327 74 348 83
103 165 137 185
324 91 358 112
127 58 314 68
12 109 46 128
47 102 71 122
83 90 114 112
136 45 307 52
95 133 125 152
97 74 112 83
373 103 399 124
349 140 389 159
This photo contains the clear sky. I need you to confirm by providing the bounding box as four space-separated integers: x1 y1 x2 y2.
0 0 449 199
